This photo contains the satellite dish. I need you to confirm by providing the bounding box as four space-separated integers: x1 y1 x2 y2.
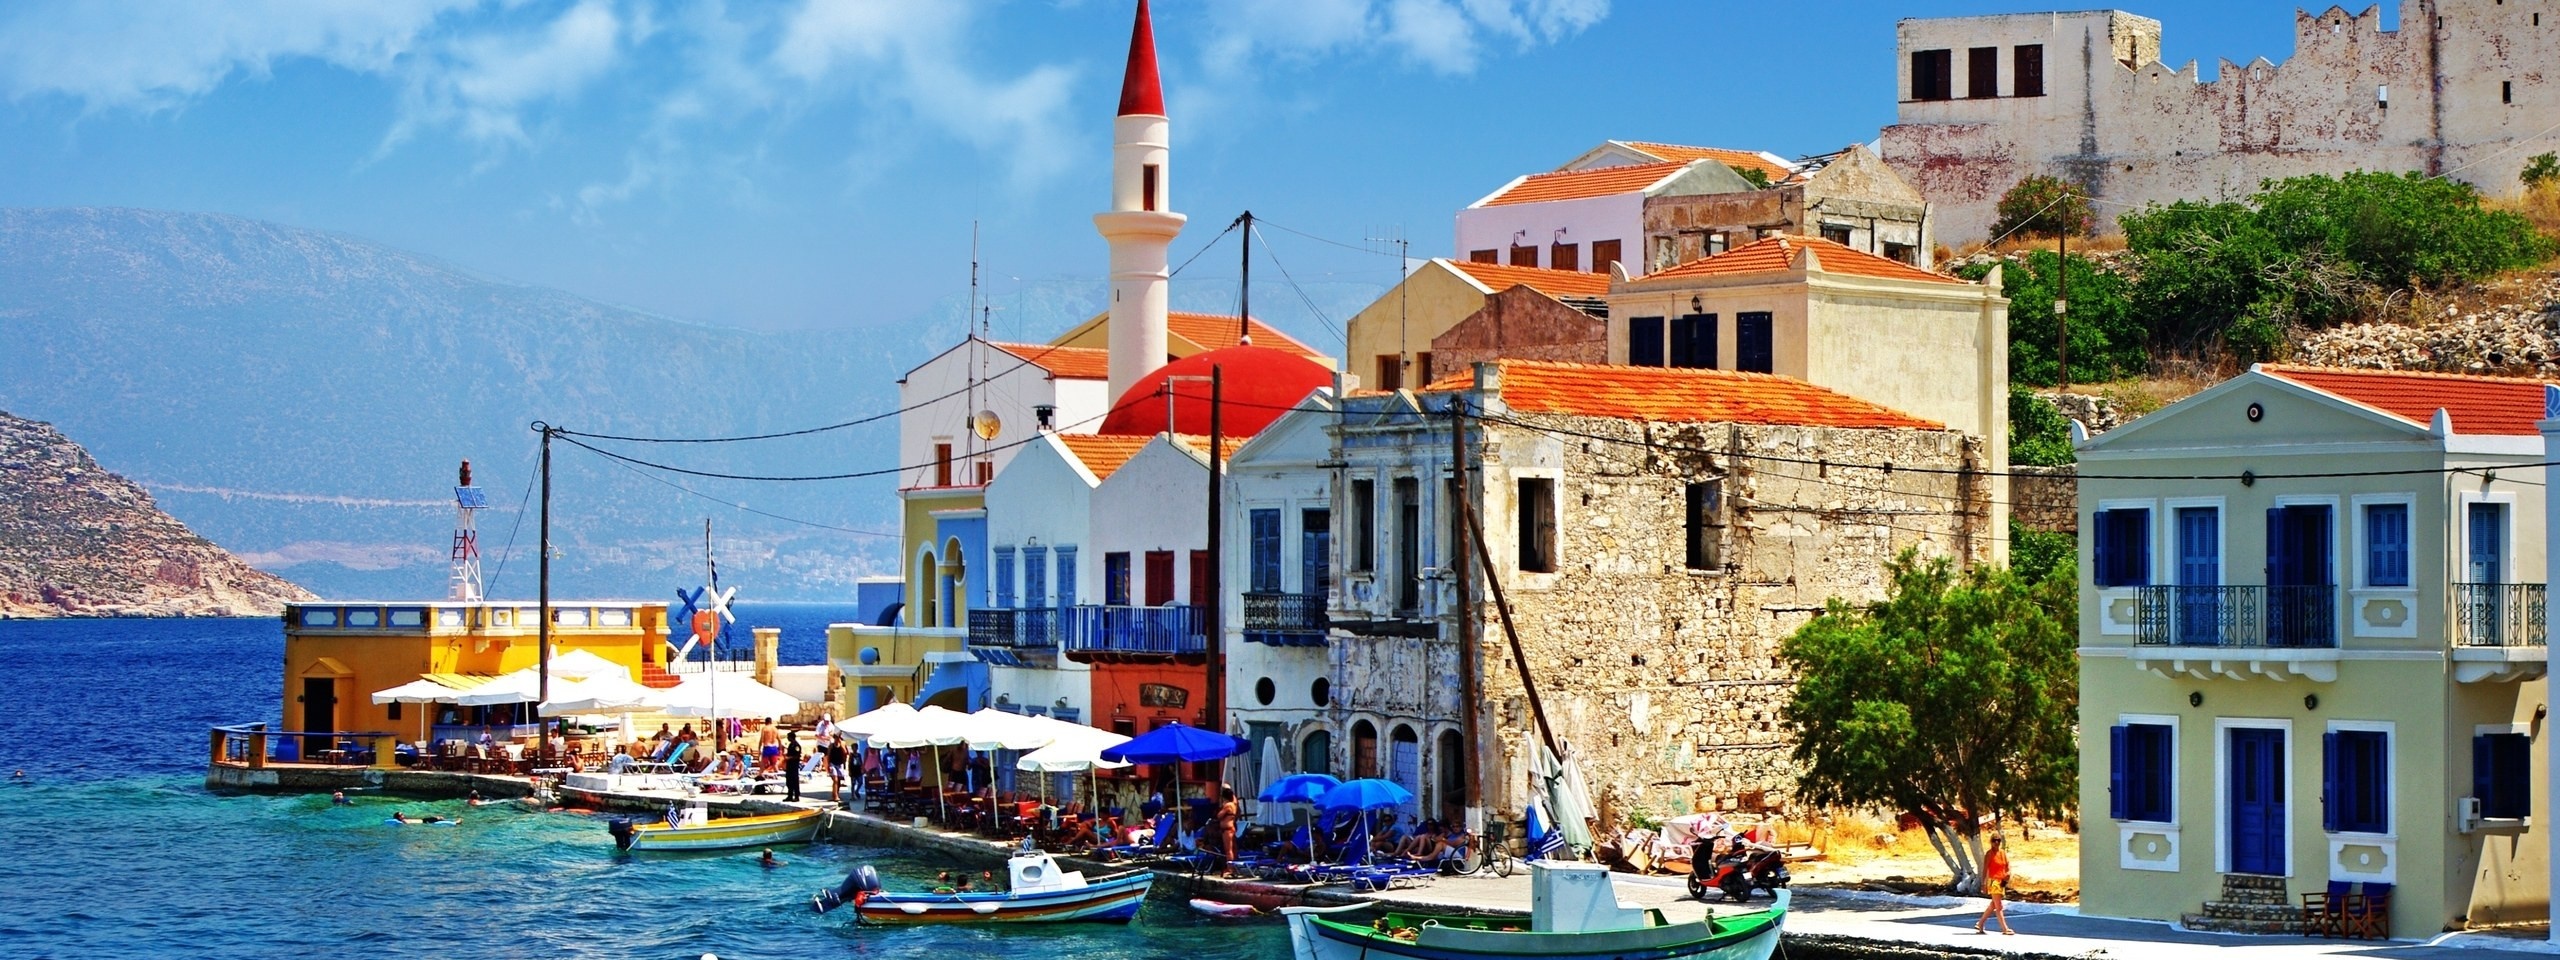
972 410 1002 441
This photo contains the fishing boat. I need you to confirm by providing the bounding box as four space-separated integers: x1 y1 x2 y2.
1282 861 1786 960
813 842 1153 924
608 801 822 852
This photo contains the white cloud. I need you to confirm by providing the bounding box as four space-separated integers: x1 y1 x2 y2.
770 0 1081 188
0 0 477 109
1198 0 1606 77
385 0 627 150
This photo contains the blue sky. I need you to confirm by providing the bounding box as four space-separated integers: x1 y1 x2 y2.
0 0 2350 337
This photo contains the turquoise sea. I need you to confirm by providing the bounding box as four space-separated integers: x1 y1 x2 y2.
0 608 1289 960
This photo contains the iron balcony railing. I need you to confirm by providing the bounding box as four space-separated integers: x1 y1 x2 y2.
1060 604 1206 657
966 607 1061 649
2134 585 2337 648
1243 592 1329 633
2452 583 2548 647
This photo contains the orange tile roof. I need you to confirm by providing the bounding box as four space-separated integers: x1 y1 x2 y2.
1619 142 1794 183
1171 434 1250 462
1440 360 1940 429
1479 161 1689 207
1642 234 1966 286
991 341 1113 379
1055 433 1152 479
1167 312 1323 360
1445 259 1613 298
2259 364 2557 436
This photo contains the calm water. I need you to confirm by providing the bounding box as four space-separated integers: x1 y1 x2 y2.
0 611 1289 960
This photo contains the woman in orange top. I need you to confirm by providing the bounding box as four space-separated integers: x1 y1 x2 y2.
1974 834 2014 935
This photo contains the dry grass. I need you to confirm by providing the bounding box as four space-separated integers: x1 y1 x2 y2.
1783 812 2081 900
2491 188 2560 240
1945 233 2127 263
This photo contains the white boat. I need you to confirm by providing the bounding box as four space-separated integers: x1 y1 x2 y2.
1282 861 1785 960
814 842 1153 924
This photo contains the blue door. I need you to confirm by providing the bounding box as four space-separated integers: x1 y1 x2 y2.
2229 728 2286 875
2176 507 2220 644
2467 503 2508 643
2264 505 2334 647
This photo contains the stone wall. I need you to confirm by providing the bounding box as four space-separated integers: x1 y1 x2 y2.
1466 415 1988 826
2011 464 2080 533
1430 285 1609 372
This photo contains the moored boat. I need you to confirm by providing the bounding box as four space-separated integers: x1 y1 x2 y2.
1282 861 1785 960
813 843 1153 924
609 801 822 852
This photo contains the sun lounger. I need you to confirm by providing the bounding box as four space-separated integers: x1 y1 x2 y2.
627 741 691 776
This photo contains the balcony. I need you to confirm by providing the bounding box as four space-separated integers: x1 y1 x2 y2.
1243 591 1329 647
2452 583 2547 648
1061 605 1206 661
966 608 1060 667
2129 585 2340 683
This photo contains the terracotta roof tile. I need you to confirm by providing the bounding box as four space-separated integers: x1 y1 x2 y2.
1445 360 1940 429
2259 364 2557 436
1479 161 1689 207
1166 312 1322 360
1171 433 1249 462
1642 234 1965 286
1055 433 1152 479
991 342 1112 379
1619 142 1794 183
1445 259 1613 298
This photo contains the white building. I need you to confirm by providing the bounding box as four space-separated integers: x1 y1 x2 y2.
1455 159 1755 277
1221 392 1341 789
977 431 1153 722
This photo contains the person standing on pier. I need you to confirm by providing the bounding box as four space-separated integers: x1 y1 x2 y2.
1973 835 2014 935
783 732 804 803
823 735 848 804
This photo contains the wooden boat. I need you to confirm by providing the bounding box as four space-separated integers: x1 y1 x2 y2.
1283 861 1784 960
814 845 1153 924
609 801 822 852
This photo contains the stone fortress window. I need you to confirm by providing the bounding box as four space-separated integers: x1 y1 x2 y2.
1967 47 1999 98
1911 48 1953 101
2014 44 2045 97
1517 477 1557 573
1685 480 1724 571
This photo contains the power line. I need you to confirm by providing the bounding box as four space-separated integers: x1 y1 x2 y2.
550 388 1159 483
483 439 543 595
571 440 900 538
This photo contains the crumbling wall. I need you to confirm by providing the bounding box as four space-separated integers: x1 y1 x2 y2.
1430 285 1608 371
1469 416 1985 826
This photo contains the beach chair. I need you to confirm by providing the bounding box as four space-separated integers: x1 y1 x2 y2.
2343 883 2391 940
2300 880 2353 937
1094 812 1178 863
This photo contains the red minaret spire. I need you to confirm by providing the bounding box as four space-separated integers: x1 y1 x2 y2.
1116 0 1165 117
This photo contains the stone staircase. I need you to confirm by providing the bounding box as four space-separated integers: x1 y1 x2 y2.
2181 874 2307 935
637 662 684 689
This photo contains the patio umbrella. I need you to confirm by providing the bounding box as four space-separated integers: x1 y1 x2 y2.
1100 721 1252 812
1318 777 1414 813
1252 736 1290 826
1259 772 1341 805
370 677 467 743
657 672 801 720
537 672 660 716
861 705 972 821
835 701 916 740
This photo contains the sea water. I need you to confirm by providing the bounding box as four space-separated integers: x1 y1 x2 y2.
0 611 1289 960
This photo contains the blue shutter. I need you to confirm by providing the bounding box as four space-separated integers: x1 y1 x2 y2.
2109 725 2130 820
2093 511 2117 587
2474 734 2495 812
1056 546 1078 607
2367 504 2409 587
994 547 1016 609
2321 731 2341 834
2267 508 2288 587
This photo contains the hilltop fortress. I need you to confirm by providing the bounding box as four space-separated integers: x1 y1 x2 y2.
1879 2 2557 242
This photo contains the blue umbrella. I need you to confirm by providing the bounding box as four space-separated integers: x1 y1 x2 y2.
1259 772 1341 804
1318 777 1414 812
1099 722 1252 764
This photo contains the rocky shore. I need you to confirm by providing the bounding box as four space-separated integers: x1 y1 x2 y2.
0 410 313 618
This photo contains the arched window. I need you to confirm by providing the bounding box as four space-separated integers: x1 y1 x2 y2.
1301 729 1333 777
1436 728 1467 825
1351 720 1379 779
1388 725 1421 818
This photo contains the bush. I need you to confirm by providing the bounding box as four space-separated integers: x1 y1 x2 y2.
2007 387 2076 467
2120 171 2555 361
2009 522 2076 590
1962 251 2142 385
1990 174 2096 240
2524 152 2559 192
1727 164 1772 189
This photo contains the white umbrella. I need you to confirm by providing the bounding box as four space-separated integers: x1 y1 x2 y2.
836 701 917 739
658 671 802 720
1014 725 1135 772
371 678 468 704
1253 735 1290 827
862 704 972 750
538 672 661 716
961 708 1065 752
451 650 632 707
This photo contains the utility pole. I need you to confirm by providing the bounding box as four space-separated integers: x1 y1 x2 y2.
2056 226 2071 391
1448 397 1481 825
1205 367 1225 741
1238 210 1253 343
533 421 554 769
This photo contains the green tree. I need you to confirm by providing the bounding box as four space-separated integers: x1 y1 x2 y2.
2523 152 2559 191
2007 386 2076 466
2008 522 2077 589
1962 251 2141 385
1990 174 2096 240
1781 551 2079 892
1727 164 1773 189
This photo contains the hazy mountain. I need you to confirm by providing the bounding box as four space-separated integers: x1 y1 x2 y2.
0 208 1385 603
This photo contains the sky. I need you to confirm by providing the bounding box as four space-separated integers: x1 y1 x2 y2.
0 0 2356 339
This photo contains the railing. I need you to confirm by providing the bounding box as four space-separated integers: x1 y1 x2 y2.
209 723 402 769
2135 585 2337 648
2453 583 2548 647
664 659 756 674
1243 592 1329 633
1061 604 1206 656
967 607 1061 649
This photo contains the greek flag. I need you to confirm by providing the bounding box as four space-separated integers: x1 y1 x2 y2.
1524 798 1566 861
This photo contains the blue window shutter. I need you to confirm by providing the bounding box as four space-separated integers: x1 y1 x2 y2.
2267 508 2287 586
2109 725 2130 820
2474 734 2495 810
2321 732 2341 834
994 547 1016 609
2094 511 2118 587
2133 510 2151 586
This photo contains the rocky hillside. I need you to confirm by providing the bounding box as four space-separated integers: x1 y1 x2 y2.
2295 272 2560 376
0 411 313 617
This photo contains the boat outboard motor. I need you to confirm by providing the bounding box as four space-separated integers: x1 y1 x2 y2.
813 864 882 914
608 817 638 850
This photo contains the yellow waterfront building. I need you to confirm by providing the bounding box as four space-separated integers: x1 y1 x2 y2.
282 599 668 746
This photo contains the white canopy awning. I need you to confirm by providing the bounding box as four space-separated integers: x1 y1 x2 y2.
656 671 803 720
538 673 662 716
863 704 972 749
371 678 469 705
1015 724 1135 772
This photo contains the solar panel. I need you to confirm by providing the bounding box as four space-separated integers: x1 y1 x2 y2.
455 487 488 508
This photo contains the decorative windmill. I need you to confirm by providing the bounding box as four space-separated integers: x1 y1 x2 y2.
449 460 486 602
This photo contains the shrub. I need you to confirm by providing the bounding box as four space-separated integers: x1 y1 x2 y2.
2524 152 2560 192
2007 387 2076 467
1727 164 1772 189
1990 174 2096 241
1962 251 2142 385
2008 522 2076 590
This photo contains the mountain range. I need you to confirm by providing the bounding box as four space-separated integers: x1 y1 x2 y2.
0 208 1379 602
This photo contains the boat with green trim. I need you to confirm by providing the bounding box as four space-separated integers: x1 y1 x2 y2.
1282 861 1784 960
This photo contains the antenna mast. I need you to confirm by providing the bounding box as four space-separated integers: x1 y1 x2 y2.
449 460 485 601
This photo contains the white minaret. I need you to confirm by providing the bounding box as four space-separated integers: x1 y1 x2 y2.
1094 0 1185 402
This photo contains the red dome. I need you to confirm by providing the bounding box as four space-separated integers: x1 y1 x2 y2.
1097 344 1334 437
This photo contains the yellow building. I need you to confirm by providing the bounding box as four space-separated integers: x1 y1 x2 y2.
829 621 969 716
283 600 667 746
1343 258 1610 392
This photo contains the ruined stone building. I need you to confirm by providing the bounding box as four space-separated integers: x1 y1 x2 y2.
1880 3 2560 243
1321 360 1995 831
1640 145 1938 271
1343 258 1610 393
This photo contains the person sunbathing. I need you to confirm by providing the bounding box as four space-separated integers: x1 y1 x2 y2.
1393 823 1446 861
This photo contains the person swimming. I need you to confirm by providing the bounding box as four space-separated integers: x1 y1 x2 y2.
331 790 351 805
760 848 782 869
389 811 453 825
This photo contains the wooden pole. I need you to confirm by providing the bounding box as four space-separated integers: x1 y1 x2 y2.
1460 497 1558 761
1448 399 1482 821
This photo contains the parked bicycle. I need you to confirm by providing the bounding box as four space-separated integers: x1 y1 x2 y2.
1444 820 1518 878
